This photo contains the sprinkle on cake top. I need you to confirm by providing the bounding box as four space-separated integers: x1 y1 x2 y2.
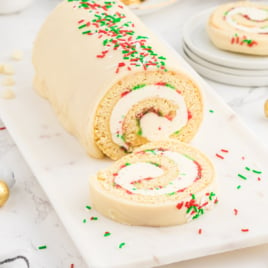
67 0 167 73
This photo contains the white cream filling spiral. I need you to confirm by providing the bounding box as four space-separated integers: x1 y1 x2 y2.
226 7 268 33
114 150 198 196
110 85 188 149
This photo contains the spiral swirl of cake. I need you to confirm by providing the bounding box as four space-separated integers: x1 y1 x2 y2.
207 1 268 55
89 140 217 226
33 0 203 160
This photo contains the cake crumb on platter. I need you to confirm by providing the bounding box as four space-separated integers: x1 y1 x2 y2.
11 50 24 61
0 64 3 74
2 64 14 75
2 76 15 86
1 88 15 99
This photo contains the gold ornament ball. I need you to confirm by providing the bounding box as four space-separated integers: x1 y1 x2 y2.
0 180 9 207
264 99 268 118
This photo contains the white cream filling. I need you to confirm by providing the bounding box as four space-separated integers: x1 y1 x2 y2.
110 85 188 149
114 150 198 196
226 7 268 33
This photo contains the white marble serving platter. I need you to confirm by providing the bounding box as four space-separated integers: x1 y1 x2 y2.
0 51 268 268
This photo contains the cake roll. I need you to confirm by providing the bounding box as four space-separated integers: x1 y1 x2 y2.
207 1 268 55
89 140 217 226
33 0 203 160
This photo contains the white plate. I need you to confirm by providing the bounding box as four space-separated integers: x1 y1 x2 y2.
183 43 268 77
182 48 268 87
183 8 268 70
128 0 178 15
1 52 268 268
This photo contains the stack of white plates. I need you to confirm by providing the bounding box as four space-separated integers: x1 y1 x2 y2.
182 9 268 87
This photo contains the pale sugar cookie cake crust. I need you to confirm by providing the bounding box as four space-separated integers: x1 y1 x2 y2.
33 0 203 160
207 1 268 55
89 140 218 227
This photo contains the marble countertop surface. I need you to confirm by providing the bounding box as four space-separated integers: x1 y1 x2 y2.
0 0 268 267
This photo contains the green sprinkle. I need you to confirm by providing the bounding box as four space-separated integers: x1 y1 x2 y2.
125 162 131 166
165 83 175 89
193 206 198 212
209 109 214 113
242 39 252 45
119 242 126 248
238 174 247 180
252 169 262 174
86 205 92 210
80 3 89 8
245 167 251 171
38 245 47 250
82 30 91 35
91 217 98 221
103 39 109 46
121 134 126 142
78 24 87 29
150 162 160 167
209 192 215 201
186 206 193 214
191 194 196 200
192 214 200 220
145 149 156 154
237 185 242 189
137 128 142 136
83 218 87 223
167 192 175 196
104 232 111 237
136 35 148 39
132 84 146 90
173 130 180 135
183 154 194 161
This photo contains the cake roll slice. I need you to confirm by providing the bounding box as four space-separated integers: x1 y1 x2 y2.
207 1 268 55
33 0 203 160
89 140 217 226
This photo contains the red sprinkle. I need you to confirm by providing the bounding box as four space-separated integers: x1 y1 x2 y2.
70 264 74 268
198 228 202 235
187 110 192 120
241 228 249 232
0 127 6 131
176 202 184 210
155 82 167 86
233 208 238 216
121 90 131 97
215 153 224 159
221 149 229 153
